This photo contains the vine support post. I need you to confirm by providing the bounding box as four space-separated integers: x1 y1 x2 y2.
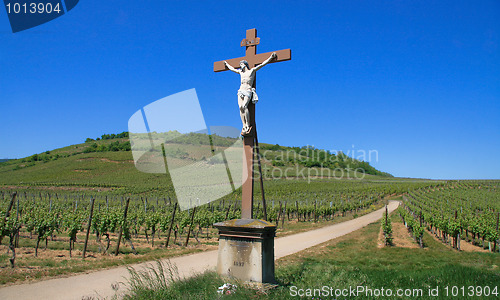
225 204 232 220
4 192 16 221
495 212 499 253
385 204 388 228
115 197 130 256
314 200 317 223
184 206 197 247
455 210 460 250
82 198 95 259
296 201 299 222
165 202 178 248
0 192 17 245
276 201 282 227
281 202 286 228
4 193 17 268
15 196 20 248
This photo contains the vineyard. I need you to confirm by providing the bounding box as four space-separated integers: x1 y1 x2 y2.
401 180 500 252
0 134 451 284
0 136 498 286
1 178 498 286
0 179 438 277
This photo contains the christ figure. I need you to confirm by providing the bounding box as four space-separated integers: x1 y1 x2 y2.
224 52 276 136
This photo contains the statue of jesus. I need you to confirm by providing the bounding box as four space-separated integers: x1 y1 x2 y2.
224 52 277 136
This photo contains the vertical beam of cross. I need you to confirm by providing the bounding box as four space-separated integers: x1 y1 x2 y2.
214 29 291 219
241 29 257 219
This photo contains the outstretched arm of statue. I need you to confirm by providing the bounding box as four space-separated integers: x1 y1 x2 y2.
224 61 239 73
254 52 277 71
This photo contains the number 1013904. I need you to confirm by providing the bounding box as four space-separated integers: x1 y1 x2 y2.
5 2 62 14
444 286 498 297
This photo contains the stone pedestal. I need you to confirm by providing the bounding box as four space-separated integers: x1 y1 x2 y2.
214 219 276 283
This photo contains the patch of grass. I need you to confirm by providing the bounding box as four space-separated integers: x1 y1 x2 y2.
123 260 260 300
122 221 500 300
274 223 499 299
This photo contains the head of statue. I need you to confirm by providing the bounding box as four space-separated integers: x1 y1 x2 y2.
240 60 250 70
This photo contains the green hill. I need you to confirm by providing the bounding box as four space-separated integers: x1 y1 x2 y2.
0 132 392 196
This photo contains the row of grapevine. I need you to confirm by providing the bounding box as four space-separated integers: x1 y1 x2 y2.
381 205 393 246
398 206 424 247
402 181 499 252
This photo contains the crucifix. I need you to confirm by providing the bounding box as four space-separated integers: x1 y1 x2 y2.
214 28 291 219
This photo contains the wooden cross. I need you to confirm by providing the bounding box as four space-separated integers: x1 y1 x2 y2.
214 28 291 219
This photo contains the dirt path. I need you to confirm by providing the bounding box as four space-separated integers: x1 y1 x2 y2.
0 201 400 300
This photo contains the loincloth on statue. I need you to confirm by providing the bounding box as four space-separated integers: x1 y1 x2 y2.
237 88 259 104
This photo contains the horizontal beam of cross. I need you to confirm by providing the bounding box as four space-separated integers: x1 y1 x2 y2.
213 49 291 72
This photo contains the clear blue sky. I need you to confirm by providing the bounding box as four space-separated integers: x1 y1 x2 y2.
0 1 499 179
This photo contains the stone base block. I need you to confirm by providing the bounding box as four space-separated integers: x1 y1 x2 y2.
214 219 276 283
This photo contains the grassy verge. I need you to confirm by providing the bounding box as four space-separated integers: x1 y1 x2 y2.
122 213 500 299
